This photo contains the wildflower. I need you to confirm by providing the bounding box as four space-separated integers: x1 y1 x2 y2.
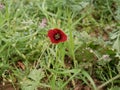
0 3 4 10
102 54 111 61
39 18 47 28
47 28 67 44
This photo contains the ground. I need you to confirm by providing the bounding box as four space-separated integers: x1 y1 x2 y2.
0 0 120 90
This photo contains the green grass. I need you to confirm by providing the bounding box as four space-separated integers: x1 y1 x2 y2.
0 0 120 90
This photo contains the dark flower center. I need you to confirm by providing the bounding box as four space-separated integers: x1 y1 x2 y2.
54 33 61 40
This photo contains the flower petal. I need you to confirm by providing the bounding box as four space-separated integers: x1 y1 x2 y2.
47 28 67 44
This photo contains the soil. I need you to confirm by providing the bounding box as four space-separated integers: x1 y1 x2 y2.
0 83 18 90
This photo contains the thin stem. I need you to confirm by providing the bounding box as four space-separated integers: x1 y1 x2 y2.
98 74 120 89
106 0 116 20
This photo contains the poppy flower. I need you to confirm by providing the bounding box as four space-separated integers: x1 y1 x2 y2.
47 28 67 44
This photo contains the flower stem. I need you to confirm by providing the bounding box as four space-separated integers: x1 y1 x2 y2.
98 74 120 89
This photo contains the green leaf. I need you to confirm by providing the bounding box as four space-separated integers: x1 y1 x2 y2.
110 86 120 90
28 69 44 81
82 70 97 90
113 36 120 52
21 80 38 90
21 69 44 90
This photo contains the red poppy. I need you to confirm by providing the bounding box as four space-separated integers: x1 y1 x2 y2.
47 28 67 44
